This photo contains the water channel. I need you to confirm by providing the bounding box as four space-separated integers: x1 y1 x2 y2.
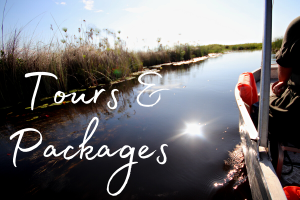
1 51 271 199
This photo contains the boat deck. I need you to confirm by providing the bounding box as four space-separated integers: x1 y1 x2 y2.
281 151 300 186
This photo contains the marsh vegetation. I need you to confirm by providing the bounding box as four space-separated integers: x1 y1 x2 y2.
0 19 282 108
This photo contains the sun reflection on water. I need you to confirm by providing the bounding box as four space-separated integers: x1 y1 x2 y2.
184 123 202 136
165 122 207 143
213 144 247 190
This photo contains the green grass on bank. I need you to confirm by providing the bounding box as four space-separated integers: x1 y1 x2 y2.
272 37 283 53
0 24 283 108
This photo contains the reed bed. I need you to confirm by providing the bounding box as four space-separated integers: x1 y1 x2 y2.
0 22 281 108
0 27 142 107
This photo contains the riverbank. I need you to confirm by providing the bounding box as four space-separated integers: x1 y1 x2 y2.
147 53 221 68
0 39 228 108
0 32 280 109
0 51 223 113
109 53 222 85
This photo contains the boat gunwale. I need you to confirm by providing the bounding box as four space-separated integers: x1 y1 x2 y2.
235 64 287 200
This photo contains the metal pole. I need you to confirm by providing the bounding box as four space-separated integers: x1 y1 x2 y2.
258 0 272 148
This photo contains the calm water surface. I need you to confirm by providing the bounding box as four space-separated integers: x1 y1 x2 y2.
1 51 265 199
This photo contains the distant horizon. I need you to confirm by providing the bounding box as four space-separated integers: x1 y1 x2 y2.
1 0 298 51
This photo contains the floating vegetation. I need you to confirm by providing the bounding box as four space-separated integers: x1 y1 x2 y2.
149 69 160 73
77 89 86 92
88 86 97 88
148 65 162 69
7 112 13 115
49 102 63 107
69 89 78 93
111 79 125 85
25 107 31 110
125 77 135 80
98 84 105 86
40 96 53 101
131 71 144 76
26 116 39 121
35 104 49 109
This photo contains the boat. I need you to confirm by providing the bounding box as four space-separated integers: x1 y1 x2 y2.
235 64 287 200
235 0 291 199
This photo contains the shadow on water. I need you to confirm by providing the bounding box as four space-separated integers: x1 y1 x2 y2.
0 51 262 199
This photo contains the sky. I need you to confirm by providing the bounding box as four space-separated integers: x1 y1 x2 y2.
1 0 300 50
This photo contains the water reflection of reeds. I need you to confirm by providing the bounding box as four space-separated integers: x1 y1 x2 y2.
1 52 251 199
1 79 143 197
1 62 203 198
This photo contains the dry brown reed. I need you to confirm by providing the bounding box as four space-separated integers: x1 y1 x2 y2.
0 25 142 107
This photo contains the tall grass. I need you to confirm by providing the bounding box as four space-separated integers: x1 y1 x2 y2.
0 18 283 108
0 24 142 107
137 44 211 67
136 43 265 67
227 43 262 51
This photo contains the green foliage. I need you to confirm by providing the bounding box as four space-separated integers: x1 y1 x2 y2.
226 43 262 51
272 37 283 53
137 43 261 67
